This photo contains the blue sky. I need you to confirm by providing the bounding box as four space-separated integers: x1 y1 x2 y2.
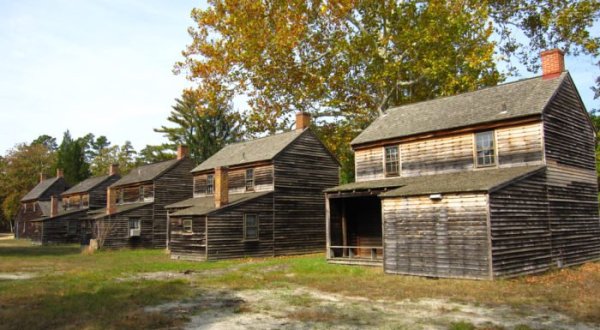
0 1 598 154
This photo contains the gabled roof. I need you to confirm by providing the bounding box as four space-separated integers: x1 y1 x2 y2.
111 158 180 187
351 73 567 146
169 191 272 216
192 130 305 172
88 202 153 220
21 177 64 202
327 166 544 197
62 175 114 196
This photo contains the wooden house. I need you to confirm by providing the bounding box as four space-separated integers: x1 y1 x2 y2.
29 165 121 245
89 146 194 249
325 49 600 279
166 113 340 261
15 169 69 241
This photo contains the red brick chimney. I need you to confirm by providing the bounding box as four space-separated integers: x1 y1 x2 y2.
56 168 64 178
106 187 117 215
177 145 189 160
109 164 119 176
50 195 59 218
296 112 311 131
541 49 565 79
39 172 46 183
214 166 229 208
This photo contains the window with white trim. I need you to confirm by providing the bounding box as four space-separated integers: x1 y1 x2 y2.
244 214 259 240
475 131 496 167
245 168 254 191
384 145 400 176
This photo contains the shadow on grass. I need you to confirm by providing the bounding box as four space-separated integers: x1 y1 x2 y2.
0 245 81 257
0 279 195 330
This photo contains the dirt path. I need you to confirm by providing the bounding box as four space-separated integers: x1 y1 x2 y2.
146 285 596 330
0 233 14 240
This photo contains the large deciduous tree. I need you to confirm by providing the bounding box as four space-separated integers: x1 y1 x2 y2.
155 85 243 163
176 0 600 182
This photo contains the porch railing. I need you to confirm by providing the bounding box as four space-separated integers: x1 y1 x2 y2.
329 245 383 261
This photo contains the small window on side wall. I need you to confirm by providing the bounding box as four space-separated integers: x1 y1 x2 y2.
245 169 254 191
206 174 214 195
384 145 400 176
244 214 259 241
182 219 193 234
475 131 496 167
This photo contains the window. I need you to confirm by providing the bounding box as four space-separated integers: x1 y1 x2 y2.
139 186 144 201
475 131 496 167
245 168 255 191
82 195 89 208
67 221 77 235
33 203 36 212
117 189 124 204
23 203 27 213
384 145 400 176
206 174 214 195
182 219 193 234
129 218 141 229
244 214 259 240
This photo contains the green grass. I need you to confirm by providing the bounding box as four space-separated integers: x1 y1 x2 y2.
1 239 600 329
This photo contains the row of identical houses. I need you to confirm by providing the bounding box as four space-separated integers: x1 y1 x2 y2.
15 49 600 279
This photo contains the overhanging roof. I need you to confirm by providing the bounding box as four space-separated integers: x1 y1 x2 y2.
169 191 272 217
351 73 567 147
89 202 153 220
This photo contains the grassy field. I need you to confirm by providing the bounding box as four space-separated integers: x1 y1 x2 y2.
1 239 599 329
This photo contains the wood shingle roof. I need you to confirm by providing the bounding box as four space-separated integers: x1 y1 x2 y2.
111 158 180 187
351 73 567 146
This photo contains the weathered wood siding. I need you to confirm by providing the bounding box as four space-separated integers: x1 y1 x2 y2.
193 165 274 197
39 178 69 201
205 193 274 260
153 159 195 247
38 211 87 245
355 123 544 182
15 201 45 239
89 175 120 209
543 78 600 267
496 123 544 167
169 215 207 261
401 134 473 176
96 204 155 249
382 194 490 279
355 148 384 182
273 130 340 255
489 171 551 277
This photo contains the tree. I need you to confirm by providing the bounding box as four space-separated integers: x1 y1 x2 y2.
137 144 176 165
0 143 56 229
89 141 138 176
56 131 91 185
176 0 600 182
155 86 243 163
31 135 58 152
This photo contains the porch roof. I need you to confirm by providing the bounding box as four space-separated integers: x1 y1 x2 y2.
326 165 544 197
88 202 153 220
169 191 272 217
379 165 545 198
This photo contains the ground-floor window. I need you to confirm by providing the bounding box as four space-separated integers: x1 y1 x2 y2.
129 218 141 237
182 219 193 234
243 214 259 240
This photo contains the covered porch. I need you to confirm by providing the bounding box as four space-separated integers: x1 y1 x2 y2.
326 191 384 266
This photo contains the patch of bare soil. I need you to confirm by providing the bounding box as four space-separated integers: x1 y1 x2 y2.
148 286 598 330
0 234 14 240
0 272 37 280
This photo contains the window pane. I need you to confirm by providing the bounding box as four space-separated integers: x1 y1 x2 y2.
207 175 214 194
475 131 495 167
385 146 399 175
245 169 254 191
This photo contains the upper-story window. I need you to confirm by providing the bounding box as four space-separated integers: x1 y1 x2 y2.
206 174 214 195
245 169 255 191
475 131 496 167
384 145 400 177
82 195 89 208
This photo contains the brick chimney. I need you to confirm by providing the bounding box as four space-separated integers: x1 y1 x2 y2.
541 49 565 79
177 145 189 160
109 164 119 176
39 172 46 183
50 195 59 218
296 112 311 131
56 168 64 178
106 187 117 215
214 166 229 208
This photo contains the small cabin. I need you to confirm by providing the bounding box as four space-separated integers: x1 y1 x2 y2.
325 49 600 279
30 165 121 245
89 146 194 249
15 169 69 241
166 113 340 261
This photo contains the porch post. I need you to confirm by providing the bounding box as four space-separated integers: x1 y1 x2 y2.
325 194 331 259
341 199 348 257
